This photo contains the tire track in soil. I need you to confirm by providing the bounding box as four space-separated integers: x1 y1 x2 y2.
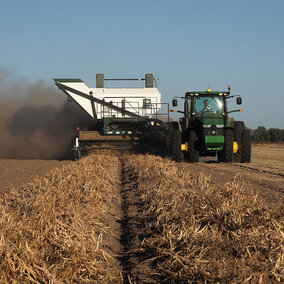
118 158 136 283
182 161 284 206
118 157 143 283
214 162 284 195
228 163 284 178
118 157 157 283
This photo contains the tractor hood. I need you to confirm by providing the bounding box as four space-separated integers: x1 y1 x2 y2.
198 113 224 126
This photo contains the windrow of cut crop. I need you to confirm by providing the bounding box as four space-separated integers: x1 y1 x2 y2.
0 151 122 283
123 154 284 283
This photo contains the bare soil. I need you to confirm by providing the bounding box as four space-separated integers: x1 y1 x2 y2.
0 159 70 193
185 144 284 207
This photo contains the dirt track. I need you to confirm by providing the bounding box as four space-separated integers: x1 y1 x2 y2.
0 159 70 193
184 144 284 206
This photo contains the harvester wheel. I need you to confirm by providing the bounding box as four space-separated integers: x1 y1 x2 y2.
172 129 184 162
233 121 244 162
241 128 251 162
171 121 179 130
188 129 199 163
218 128 233 163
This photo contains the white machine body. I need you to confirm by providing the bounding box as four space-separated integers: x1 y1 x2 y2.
54 79 162 120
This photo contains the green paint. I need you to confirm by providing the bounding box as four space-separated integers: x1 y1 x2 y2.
96 74 104 88
226 119 232 127
103 118 113 134
145 73 154 88
103 117 137 135
203 114 224 125
205 135 224 146
187 91 229 95
53 78 83 83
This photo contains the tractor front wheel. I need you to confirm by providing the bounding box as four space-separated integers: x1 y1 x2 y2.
241 129 251 162
172 129 184 162
234 121 245 162
218 128 233 163
188 129 199 163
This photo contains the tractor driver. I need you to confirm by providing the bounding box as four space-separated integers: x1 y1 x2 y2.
202 99 213 113
197 99 213 115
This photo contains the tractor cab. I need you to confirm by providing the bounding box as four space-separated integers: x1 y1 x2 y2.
182 90 229 128
194 94 225 117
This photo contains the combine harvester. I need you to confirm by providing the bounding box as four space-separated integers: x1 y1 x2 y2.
54 74 181 160
54 74 251 163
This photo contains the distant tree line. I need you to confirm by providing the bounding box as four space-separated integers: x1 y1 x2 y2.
250 126 284 143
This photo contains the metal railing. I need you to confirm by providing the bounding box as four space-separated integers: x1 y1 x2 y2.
96 96 169 122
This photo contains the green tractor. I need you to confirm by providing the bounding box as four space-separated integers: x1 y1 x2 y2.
170 86 251 163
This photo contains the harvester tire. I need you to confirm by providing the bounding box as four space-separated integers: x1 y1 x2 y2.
233 121 244 162
171 121 179 130
188 129 199 163
172 129 184 162
241 128 251 163
218 128 233 163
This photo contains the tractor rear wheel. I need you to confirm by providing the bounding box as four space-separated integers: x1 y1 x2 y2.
234 121 244 162
241 128 251 162
188 129 199 163
218 128 233 163
172 129 183 162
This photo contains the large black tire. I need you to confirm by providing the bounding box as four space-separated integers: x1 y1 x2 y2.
241 129 251 162
171 121 179 130
172 129 184 162
234 121 245 162
218 128 233 163
188 129 199 163
166 122 173 155
217 151 223 162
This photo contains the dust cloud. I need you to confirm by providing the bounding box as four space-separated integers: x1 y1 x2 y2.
0 68 93 160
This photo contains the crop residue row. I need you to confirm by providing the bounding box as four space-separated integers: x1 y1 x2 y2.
121 154 283 283
0 152 283 282
0 151 122 282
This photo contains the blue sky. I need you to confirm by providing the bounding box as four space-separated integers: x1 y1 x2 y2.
0 0 283 128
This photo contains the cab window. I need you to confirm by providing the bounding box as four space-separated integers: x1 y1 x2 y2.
194 96 224 115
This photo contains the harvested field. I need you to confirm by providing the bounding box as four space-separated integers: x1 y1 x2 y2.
0 152 122 283
0 145 283 282
186 144 284 206
0 159 70 194
120 154 283 283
